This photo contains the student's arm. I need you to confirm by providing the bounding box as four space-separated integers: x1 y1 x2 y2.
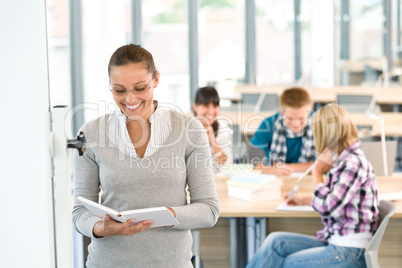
254 163 292 176
249 117 274 153
203 120 232 165
213 120 233 165
286 162 315 172
311 161 364 217
204 124 227 163
285 194 312 206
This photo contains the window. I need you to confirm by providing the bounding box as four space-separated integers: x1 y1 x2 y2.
256 0 295 85
142 0 190 112
81 0 129 120
198 0 245 92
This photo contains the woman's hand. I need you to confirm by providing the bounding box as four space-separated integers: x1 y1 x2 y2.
284 193 311 206
93 214 154 238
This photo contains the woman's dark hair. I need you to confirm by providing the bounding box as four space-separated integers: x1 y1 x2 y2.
193 86 220 136
108 44 156 77
194 86 220 107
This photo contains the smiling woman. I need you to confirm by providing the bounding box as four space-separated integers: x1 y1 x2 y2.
72 44 220 267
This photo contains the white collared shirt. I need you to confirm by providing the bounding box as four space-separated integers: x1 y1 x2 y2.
106 101 172 158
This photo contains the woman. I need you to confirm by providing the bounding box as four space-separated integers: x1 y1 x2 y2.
72 44 220 267
247 104 379 267
192 86 233 171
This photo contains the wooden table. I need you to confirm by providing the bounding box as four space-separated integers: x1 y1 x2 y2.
218 111 402 137
214 173 402 268
234 85 402 106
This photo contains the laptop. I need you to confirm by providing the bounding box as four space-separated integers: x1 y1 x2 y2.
360 140 398 176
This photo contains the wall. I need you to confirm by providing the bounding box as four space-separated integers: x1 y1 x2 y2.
0 0 55 267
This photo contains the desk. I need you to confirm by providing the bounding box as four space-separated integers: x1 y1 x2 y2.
214 174 402 268
218 111 402 137
234 85 402 106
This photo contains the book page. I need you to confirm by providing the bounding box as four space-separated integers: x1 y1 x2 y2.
276 202 315 212
77 197 180 227
121 208 179 228
77 196 124 222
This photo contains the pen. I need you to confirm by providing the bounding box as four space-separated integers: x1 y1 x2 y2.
287 163 315 199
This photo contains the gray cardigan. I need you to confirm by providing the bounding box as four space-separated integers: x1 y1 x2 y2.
72 110 220 268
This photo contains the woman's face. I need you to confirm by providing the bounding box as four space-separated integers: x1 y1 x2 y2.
109 63 159 120
193 102 220 124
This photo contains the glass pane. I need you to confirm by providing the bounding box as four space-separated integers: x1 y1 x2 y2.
334 0 384 85
81 0 129 121
198 0 245 90
256 0 295 85
46 0 71 107
142 0 189 112
300 0 312 83
349 0 383 60
391 0 402 69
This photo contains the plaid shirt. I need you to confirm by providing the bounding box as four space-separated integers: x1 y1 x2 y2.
311 141 379 242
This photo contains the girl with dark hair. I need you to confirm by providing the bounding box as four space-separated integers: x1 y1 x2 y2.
193 86 233 171
72 44 219 267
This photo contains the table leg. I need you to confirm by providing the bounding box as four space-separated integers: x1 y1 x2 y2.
258 218 267 247
246 217 256 261
229 218 248 268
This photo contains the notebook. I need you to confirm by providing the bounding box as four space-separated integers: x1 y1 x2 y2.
360 140 398 176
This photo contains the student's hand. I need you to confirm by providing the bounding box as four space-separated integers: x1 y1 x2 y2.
284 194 311 206
205 124 217 146
93 214 154 237
198 116 216 145
313 148 334 175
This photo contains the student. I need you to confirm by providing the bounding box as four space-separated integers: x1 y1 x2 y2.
193 86 233 171
246 104 379 268
72 44 220 267
249 87 315 175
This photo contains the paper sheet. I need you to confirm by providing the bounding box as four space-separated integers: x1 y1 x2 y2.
276 202 315 212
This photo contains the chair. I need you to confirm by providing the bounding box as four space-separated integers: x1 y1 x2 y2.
337 94 373 113
242 145 265 164
364 200 396 268
241 93 262 111
259 94 279 112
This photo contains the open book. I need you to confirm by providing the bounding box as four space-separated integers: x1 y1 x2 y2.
76 196 179 228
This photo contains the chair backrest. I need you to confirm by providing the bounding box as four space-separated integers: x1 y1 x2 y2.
241 93 262 112
364 200 396 268
360 140 398 176
242 93 261 104
337 94 372 113
241 93 279 112
260 94 279 112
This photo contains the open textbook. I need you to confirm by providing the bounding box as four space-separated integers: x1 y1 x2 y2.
276 202 315 212
77 196 179 227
